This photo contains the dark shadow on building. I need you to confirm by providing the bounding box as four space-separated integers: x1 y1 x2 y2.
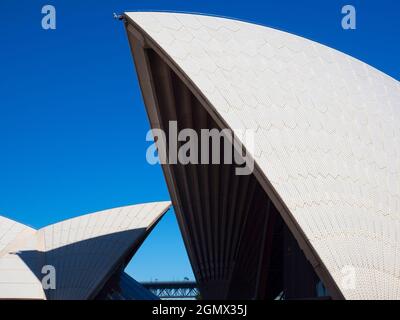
15 228 158 300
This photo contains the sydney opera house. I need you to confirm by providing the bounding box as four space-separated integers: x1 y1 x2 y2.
0 11 399 300
0 202 170 299
123 12 400 300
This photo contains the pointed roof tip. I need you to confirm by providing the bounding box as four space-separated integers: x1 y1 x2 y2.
0 200 172 231
34 200 172 230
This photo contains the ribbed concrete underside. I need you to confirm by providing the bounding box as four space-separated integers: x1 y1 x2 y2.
127 32 324 299
146 49 273 298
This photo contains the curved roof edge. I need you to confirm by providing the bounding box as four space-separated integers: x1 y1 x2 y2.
0 201 171 300
124 11 400 300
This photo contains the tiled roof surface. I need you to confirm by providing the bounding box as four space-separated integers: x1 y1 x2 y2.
0 202 170 299
126 12 400 299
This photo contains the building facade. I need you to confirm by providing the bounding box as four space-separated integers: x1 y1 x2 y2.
124 12 400 300
0 202 170 299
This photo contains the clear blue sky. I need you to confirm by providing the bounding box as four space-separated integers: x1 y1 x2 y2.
0 0 399 282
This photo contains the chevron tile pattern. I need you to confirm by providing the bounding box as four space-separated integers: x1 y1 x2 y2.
125 12 400 299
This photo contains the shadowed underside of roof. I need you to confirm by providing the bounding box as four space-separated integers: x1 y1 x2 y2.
0 201 170 300
124 11 400 300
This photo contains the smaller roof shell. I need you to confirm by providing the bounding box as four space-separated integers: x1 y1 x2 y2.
0 201 170 300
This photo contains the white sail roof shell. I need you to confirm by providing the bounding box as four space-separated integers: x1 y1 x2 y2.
0 216 42 299
125 11 400 299
0 201 170 299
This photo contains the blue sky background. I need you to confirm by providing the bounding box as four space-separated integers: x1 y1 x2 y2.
0 0 399 282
